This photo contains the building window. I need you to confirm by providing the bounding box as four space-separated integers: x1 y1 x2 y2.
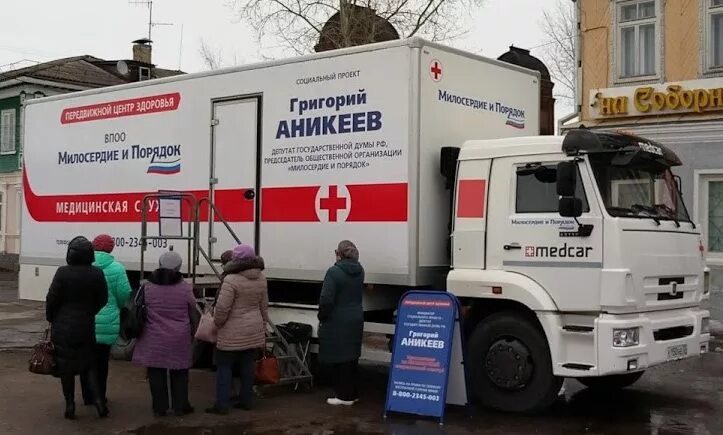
616 0 659 80
515 164 588 213
706 0 723 72
0 109 16 154
708 180 723 253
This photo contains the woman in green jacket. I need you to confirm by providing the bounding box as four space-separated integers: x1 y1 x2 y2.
80 234 131 408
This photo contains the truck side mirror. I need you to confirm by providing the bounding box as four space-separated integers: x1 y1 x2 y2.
556 161 577 197
559 197 583 218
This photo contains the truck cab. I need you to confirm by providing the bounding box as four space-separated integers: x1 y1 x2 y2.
446 129 711 413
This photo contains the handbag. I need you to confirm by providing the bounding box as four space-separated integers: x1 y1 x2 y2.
110 335 136 361
121 285 146 340
255 352 280 385
194 304 217 343
28 328 55 375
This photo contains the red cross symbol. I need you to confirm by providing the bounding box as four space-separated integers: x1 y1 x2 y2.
319 185 348 222
525 246 536 257
430 60 442 81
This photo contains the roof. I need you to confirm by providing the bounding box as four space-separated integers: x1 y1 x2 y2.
151 68 185 79
498 46 550 80
0 55 185 89
459 136 564 161
0 56 126 88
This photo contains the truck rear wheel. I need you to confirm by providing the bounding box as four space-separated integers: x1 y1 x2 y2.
467 312 562 413
577 371 644 391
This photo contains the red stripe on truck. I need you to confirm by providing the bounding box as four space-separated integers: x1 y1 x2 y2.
23 170 253 223
456 179 486 218
261 186 320 222
24 172 409 223
346 183 407 222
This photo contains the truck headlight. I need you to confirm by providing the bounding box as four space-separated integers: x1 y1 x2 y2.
702 318 710 334
704 270 711 295
613 328 640 347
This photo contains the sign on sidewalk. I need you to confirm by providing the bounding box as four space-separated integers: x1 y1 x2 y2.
384 291 469 424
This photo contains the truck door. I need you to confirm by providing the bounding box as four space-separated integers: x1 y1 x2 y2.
209 97 260 258
486 155 603 311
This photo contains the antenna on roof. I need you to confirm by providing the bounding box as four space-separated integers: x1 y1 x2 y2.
128 0 173 41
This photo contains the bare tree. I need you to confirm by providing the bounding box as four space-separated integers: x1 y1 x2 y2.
198 39 243 70
231 0 484 56
539 0 576 102
199 39 224 70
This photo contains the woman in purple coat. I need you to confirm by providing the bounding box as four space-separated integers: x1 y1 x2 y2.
133 250 196 417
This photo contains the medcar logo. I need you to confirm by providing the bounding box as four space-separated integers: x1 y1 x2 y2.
525 243 592 258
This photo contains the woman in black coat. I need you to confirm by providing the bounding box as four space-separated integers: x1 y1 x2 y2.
46 236 109 419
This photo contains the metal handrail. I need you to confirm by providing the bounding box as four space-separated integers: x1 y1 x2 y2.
139 192 198 282
139 191 244 290
198 196 242 260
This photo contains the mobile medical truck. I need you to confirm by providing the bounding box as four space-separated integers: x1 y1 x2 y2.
19 38 710 413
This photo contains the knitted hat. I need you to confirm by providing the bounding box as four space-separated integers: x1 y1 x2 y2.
92 234 115 253
231 243 255 261
159 250 183 272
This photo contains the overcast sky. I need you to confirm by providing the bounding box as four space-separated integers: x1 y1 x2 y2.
0 0 570 112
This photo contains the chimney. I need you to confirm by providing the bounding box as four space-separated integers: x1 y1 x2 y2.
132 38 152 64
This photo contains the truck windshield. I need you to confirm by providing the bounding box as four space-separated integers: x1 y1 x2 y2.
589 155 691 223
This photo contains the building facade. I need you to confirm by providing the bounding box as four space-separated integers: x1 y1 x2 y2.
569 0 723 266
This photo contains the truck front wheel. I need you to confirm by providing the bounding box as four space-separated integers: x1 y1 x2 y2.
577 372 644 391
467 312 562 413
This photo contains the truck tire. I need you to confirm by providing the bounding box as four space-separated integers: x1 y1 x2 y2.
577 371 644 391
467 312 562 413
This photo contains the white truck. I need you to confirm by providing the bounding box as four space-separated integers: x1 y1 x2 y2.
20 38 710 413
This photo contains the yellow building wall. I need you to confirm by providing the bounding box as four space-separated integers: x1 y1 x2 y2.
580 0 702 121
665 0 700 82
580 0 611 121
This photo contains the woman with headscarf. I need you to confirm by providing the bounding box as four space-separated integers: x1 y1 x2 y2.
46 236 109 419
318 240 364 406
132 250 196 417
206 243 268 415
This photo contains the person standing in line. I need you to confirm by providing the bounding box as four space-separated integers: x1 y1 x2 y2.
206 243 269 415
46 236 109 419
79 234 131 409
133 250 196 417
219 249 244 401
318 240 364 406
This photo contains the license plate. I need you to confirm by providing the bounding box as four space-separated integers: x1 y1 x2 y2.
667 344 688 361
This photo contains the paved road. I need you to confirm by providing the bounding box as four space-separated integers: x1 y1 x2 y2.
2 272 722 434
0 350 720 434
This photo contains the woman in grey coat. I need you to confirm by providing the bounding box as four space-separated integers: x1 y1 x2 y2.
317 240 364 406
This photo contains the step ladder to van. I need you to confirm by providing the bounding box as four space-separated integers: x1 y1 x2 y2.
138 192 313 390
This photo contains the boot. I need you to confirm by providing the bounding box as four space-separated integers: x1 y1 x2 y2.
95 400 109 418
64 401 76 420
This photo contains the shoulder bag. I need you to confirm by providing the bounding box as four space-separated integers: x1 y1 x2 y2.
121 285 146 340
28 328 55 375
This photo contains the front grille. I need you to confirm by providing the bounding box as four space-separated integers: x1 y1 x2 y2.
657 292 684 301
654 325 694 341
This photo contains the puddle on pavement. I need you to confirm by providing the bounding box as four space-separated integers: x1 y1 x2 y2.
128 421 450 435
